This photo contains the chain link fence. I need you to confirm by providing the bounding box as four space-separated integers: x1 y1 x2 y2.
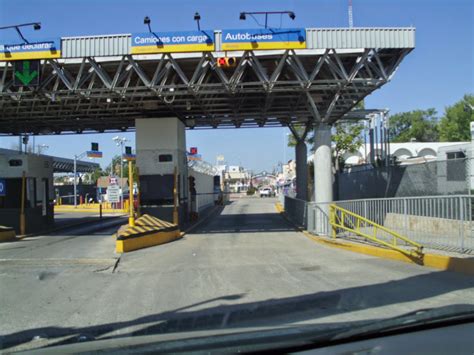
337 158 470 200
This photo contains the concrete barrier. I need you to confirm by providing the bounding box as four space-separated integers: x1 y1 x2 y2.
384 212 471 240
115 214 181 253
0 226 16 242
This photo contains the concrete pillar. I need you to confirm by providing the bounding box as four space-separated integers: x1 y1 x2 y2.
295 139 308 201
313 123 333 234
136 117 188 225
470 122 474 191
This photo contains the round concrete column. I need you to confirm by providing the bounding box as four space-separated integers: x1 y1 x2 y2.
295 139 308 201
313 123 333 234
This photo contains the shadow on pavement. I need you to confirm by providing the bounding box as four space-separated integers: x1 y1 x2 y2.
2 269 474 350
192 212 297 234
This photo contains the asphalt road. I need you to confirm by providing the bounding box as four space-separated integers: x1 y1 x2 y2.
1 197 473 351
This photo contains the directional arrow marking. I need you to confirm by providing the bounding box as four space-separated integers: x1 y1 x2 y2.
15 61 38 86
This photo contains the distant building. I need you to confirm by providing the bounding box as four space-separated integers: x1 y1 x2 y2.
312 142 470 166
220 165 250 192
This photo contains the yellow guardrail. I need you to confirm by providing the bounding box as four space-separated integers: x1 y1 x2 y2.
329 204 423 257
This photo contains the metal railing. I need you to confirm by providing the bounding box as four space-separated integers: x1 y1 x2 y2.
329 204 423 257
283 195 474 254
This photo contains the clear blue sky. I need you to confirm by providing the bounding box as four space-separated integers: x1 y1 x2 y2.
0 0 473 171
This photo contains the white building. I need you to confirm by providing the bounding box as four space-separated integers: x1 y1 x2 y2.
342 142 469 165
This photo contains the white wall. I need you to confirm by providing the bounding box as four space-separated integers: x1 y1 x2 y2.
136 117 188 199
190 169 215 212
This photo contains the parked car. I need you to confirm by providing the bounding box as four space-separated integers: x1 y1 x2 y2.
259 187 274 198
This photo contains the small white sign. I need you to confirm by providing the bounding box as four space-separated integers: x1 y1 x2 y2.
107 185 121 203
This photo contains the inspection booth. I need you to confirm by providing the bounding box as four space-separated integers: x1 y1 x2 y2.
136 118 189 226
0 151 54 234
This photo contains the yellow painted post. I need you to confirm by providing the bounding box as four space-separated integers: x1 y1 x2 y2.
330 205 337 239
136 167 141 217
20 171 26 235
173 166 178 225
128 160 135 227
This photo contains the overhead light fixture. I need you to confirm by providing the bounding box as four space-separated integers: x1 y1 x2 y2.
238 11 296 28
0 22 42 44
143 16 152 32
194 12 201 31
185 118 196 128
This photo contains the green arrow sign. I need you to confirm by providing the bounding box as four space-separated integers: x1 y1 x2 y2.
14 61 38 85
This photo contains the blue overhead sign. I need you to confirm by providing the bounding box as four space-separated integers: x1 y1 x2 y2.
222 28 306 51
0 179 6 196
0 39 61 61
131 31 214 54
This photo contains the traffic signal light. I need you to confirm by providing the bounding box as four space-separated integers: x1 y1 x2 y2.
125 146 132 155
217 57 237 68
91 142 99 151
189 176 196 194
190 147 198 155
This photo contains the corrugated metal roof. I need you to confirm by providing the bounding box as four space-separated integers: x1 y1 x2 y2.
306 28 415 49
59 28 415 58
61 34 131 58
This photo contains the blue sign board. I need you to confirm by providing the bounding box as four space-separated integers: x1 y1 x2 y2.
0 39 61 61
131 31 214 54
222 28 306 51
0 179 6 196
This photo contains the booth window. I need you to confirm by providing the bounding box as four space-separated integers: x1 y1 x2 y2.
158 154 173 162
446 151 466 181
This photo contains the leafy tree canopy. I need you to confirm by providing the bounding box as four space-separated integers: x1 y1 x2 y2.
438 94 474 142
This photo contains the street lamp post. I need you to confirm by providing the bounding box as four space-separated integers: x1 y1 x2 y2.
73 151 88 208
113 136 128 208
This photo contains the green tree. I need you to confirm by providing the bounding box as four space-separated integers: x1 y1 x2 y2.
87 168 107 184
438 94 474 141
332 122 364 170
389 109 439 142
105 155 128 176
287 101 365 170
105 155 139 188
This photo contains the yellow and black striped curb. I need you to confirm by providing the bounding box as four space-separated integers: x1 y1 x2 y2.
115 214 181 253
116 214 179 240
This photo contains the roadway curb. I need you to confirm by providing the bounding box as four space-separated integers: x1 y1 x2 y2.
112 204 223 253
0 227 16 242
275 203 474 276
18 215 126 239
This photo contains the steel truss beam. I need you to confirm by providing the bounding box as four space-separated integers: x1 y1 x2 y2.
0 48 411 134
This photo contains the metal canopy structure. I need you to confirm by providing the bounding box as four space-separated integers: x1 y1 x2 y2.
51 156 100 173
0 148 99 172
0 28 414 135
